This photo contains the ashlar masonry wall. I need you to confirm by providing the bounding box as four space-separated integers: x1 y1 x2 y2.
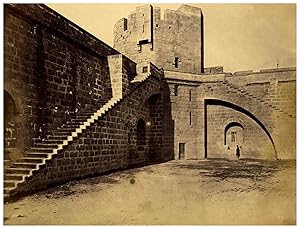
13 75 174 195
4 4 118 158
165 69 296 160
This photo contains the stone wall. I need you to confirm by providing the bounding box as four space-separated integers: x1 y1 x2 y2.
15 76 174 194
4 4 118 156
227 68 296 117
113 4 204 74
165 69 296 160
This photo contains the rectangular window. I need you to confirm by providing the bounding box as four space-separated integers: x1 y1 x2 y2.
174 57 179 68
173 84 178 96
179 143 185 159
142 66 148 73
189 89 192 101
189 112 192 125
142 14 145 33
231 132 236 142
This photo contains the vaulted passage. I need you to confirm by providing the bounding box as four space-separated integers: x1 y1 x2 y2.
145 93 164 162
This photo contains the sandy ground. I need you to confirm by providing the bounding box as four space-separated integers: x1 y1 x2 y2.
4 159 296 225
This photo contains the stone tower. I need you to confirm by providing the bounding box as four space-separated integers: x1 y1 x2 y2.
114 4 204 74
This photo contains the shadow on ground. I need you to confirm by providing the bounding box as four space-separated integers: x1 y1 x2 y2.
17 159 295 200
169 158 295 181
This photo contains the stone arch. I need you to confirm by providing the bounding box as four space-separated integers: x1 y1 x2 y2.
204 98 277 159
143 93 164 162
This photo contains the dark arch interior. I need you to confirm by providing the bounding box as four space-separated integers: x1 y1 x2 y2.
224 122 244 145
204 99 277 159
137 118 146 151
4 91 17 127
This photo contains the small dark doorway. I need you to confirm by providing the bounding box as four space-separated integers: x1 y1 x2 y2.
4 91 17 148
179 143 185 159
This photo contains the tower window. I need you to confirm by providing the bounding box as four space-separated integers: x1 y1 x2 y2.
189 112 192 125
189 89 192 101
142 66 148 73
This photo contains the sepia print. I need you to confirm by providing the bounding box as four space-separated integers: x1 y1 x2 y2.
3 3 296 225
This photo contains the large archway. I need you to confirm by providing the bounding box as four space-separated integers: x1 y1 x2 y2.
204 98 277 159
145 93 164 162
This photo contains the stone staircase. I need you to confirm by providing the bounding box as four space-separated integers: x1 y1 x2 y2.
4 96 122 200
223 81 295 119
131 72 151 83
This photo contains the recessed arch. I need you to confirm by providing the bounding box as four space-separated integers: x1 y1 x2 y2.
4 90 17 125
224 121 244 145
204 98 277 159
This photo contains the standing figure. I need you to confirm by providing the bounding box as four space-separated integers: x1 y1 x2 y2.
236 145 240 159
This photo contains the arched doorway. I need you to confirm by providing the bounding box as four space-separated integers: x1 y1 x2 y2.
224 122 244 158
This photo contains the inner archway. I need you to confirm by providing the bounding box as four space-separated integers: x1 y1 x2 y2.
136 118 147 159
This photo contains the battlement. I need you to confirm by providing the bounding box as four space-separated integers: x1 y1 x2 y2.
113 4 204 75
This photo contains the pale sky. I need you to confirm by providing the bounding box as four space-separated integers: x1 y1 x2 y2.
47 3 296 73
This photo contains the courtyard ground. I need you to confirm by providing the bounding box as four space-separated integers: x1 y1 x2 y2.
4 159 296 225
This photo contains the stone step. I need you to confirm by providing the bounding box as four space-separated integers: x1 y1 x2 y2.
57 127 77 132
75 115 92 119
20 157 44 164
5 167 31 175
47 135 67 141
11 162 38 169
26 152 50 158
52 131 72 136
4 180 16 188
35 143 58 148
4 187 15 194
4 193 10 200
4 173 24 181
4 160 12 168
62 123 81 128
30 147 53 153
79 112 95 116
34 138 63 144
69 118 87 123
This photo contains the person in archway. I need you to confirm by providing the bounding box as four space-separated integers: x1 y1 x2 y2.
236 145 240 159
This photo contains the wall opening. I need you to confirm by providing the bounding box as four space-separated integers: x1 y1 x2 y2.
179 143 185 159
174 57 180 68
4 91 17 149
142 66 148 73
224 122 244 145
137 118 146 153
